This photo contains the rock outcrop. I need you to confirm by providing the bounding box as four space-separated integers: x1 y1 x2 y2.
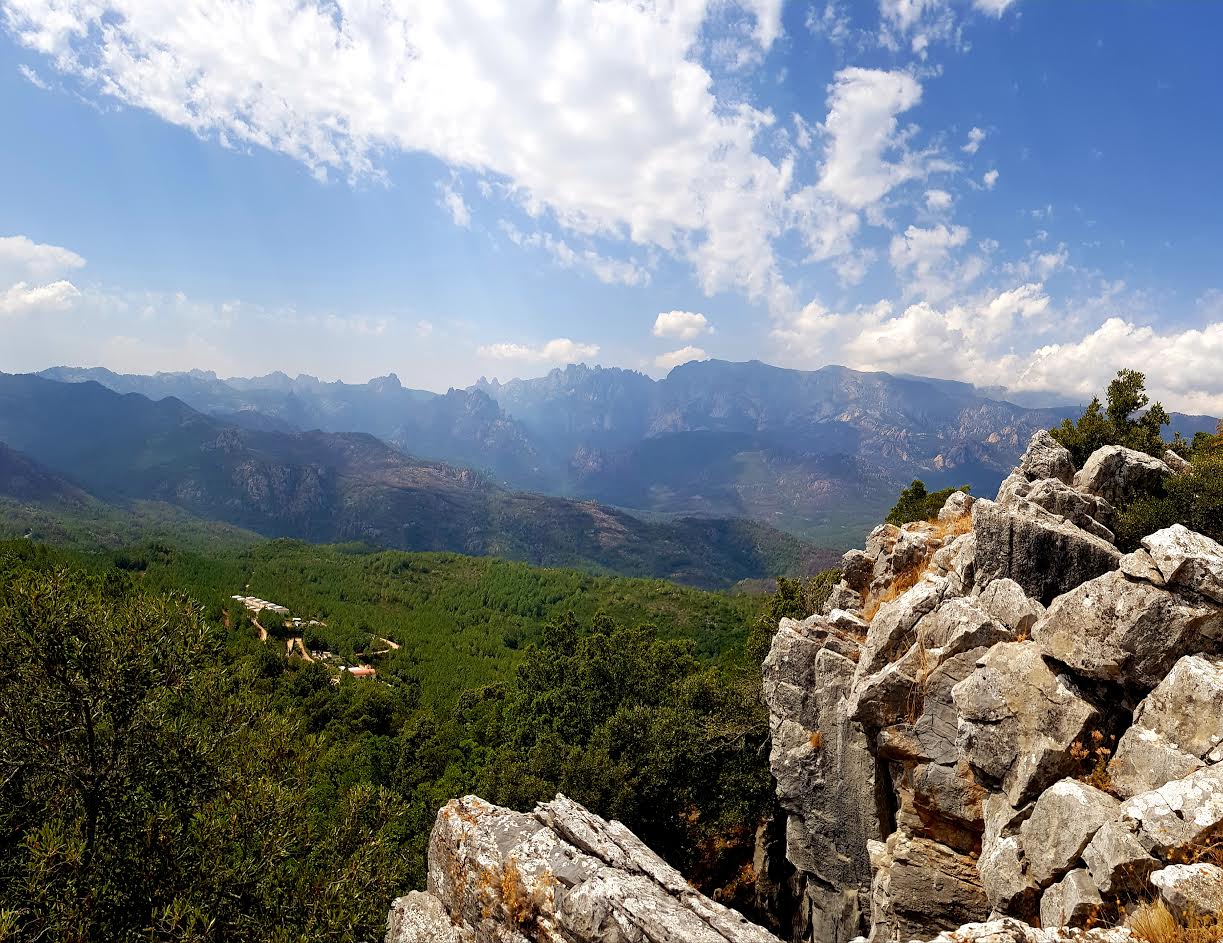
764 431 1223 943
388 431 1223 943
387 794 785 943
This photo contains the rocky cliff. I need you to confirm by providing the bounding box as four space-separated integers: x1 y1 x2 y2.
386 432 1223 943
764 432 1223 942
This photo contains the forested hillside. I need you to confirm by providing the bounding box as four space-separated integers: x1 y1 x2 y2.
0 536 833 940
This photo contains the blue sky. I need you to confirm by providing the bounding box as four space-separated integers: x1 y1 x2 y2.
1 0 1222 412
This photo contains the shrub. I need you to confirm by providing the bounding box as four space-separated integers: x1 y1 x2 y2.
1051 368 1170 466
886 479 970 526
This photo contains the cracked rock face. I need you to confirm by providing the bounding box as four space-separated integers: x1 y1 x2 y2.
387 794 784 943
1033 571 1223 689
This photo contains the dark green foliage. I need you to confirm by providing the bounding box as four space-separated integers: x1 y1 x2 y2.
0 552 414 942
886 479 970 525
1050 369 1171 466
1113 429 1223 548
1050 371 1220 549
0 536 792 938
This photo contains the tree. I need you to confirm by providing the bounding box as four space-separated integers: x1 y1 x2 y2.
885 479 970 525
1051 368 1169 465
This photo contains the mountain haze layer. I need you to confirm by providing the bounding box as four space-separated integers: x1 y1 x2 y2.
0 373 830 587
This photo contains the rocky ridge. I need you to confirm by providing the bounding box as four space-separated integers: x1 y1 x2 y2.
764 432 1223 942
384 432 1223 943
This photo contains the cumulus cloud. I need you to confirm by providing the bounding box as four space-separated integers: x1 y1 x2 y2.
982 168 1000 189
1015 318 1223 414
962 127 986 154
653 310 712 341
3 0 794 302
973 0 1019 16
925 188 953 212
477 338 600 363
655 345 709 370
0 234 86 283
0 280 82 317
818 68 925 209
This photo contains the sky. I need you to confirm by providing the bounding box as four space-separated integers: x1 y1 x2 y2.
2 0 1223 413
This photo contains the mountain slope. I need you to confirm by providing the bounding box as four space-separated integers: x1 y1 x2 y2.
0 374 831 587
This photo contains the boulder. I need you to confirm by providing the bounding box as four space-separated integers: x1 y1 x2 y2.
1018 431 1077 485
1019 779 1120 887
940 490 976 521
931 532 976 596
1142 525 1223 606
976 578 1045 636
953 642 1100 806
866 823 989 943
1082 820 1160 896
1119 549 1166 587
1073 446 1171 507
419 794 785 943
1119 763 1223 854
843 549 875 593
1127 655 1223 760
916 917 1136 943
972 499 1120 605
1022 478 1115 542
1033 571 1223 688
1040 869 1103 929
763 617 879 943
825 582 866 615
1164 449 1193 475
386 891 471 943
1150 863 1223 918
856 577 950 677
979 795 1039 915
1108 728 1204 800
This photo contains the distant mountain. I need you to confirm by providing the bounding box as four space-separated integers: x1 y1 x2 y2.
0 441 89 505
39 361 1219 546
0 373 831 588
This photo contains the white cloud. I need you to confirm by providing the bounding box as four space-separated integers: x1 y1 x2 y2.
973 0 1019 16
889 223 974 300
1016 318 1223 414
655 345 709 370
0 280 81 317
925 188 953 211
477 337 600 363
438 181 471 228
653 311 712 341
818 68 925 209
0 234 86 283
962 126 986 154
500 222 648 287
983 168 1000 189
4 0 792 302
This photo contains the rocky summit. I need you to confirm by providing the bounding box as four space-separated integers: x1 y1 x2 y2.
386 431 1223 943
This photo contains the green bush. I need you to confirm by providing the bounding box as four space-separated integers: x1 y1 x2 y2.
886 479 970 525
1050 368 1170 466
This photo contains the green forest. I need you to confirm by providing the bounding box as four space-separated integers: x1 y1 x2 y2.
0 535 833 941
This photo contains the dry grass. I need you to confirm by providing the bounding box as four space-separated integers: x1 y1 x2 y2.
808 730 823 750
1070 728 1115 792
860 512 972 623
1125 901 1223 943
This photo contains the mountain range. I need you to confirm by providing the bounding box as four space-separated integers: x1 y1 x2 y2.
0 372 831 588
38 360 1220 545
